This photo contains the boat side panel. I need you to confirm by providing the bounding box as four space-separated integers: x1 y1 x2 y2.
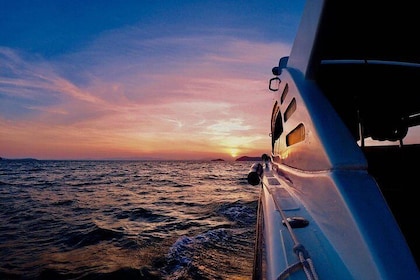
261 171 358 279
260 179 311 279
272 68 366 171
267 163 420 279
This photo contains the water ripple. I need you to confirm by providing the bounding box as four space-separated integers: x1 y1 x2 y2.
0 160 258 279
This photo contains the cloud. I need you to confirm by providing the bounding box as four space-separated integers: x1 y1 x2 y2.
206 118 251 135
0 25 292 159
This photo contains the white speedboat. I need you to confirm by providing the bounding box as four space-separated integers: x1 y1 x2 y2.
248 0 420 279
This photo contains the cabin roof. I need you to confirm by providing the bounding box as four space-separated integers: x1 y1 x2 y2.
287 0 420 142
289 0 420 78
316 1 420 63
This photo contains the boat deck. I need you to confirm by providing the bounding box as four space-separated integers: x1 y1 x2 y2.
363 144 420 268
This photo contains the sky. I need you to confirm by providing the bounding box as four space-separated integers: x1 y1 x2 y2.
0 0 306 160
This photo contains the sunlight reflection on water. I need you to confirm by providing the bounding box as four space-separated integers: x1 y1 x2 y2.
0 160 259 279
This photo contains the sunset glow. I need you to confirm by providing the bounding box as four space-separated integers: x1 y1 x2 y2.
229 149 239 158
0 0 307 160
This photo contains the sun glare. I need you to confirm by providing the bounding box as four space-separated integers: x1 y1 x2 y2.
230 148 239 158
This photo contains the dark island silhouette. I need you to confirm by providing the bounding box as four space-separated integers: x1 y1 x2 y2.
235 156 261 161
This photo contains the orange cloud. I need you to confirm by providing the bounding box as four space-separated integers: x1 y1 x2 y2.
0 34 288 160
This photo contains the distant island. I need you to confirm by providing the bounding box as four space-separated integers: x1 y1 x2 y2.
235 156 261 161
0 157 39 161
0 156 267 162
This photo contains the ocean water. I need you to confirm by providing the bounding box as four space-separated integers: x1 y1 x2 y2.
0 160 259 280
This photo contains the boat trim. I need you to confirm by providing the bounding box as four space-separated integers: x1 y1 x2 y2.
320 59 420 67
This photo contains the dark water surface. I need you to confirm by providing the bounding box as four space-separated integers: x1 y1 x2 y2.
0 160 259 279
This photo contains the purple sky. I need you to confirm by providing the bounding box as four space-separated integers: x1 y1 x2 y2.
0 0 307 159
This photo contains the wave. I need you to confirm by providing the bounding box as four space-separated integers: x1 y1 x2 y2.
50 199 75 207
115 207 168 222
35 267 147 280
163 227 254 279
0 160 257 279
64 224 124 249
216 200 258 227
163 231 229 279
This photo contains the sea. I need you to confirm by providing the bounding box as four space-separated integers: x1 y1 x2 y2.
0 159 260 280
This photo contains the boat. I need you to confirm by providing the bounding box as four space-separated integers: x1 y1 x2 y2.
248 0 420 279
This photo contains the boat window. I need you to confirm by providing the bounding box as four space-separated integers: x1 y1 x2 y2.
281 83 289 104
286 123 305 146
284 98 296 122
271 101 283 151
271 101 279 135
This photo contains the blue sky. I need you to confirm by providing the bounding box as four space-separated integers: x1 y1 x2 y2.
0 0 305 160
2 1 302 57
